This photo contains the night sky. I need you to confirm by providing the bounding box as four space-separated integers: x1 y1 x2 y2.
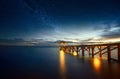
0 0 120 46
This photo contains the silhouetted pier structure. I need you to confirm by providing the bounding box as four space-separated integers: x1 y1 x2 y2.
59 43 120 61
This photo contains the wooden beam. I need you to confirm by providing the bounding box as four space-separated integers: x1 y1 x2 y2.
111 46 117 51
102 46 117 55
94 46 107 55
84 47 89 53
102 51 108 55
111 58 119 61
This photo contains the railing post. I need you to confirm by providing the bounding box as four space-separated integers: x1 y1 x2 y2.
107 46 111 61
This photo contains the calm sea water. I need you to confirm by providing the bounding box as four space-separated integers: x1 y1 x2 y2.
0 46 120 79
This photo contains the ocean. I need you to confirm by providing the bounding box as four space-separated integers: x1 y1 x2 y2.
0 46 120 79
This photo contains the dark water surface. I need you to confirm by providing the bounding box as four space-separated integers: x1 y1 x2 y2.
0 46 120 79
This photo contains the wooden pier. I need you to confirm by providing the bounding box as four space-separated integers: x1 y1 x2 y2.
59 43 120 61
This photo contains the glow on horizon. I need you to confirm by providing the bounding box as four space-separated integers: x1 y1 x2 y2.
89 37 120 43
31 24 120 44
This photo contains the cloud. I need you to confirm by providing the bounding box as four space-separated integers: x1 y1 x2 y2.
91 18 120 39
54 40 74 43
101 31 120 38
63 38 80 41
100 23 120 39
0 38 59 46
0 38 32 46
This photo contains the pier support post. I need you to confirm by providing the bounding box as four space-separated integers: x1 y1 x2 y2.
72 47 74 54
92 46 94 58
88 47 90 56
107 46 111 61
99 46 102 57
69 47 71 53
82 46 84 56
118 45 120 61
76 46 79 55
68 47 71 53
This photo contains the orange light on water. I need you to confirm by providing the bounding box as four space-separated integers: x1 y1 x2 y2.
60 50 65 68
73 52 77 56
59 50 66 79
93 58 101 72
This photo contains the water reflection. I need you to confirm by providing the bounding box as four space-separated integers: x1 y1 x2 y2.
59 49 66 79
93 58 101 73
73 51 78 56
